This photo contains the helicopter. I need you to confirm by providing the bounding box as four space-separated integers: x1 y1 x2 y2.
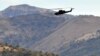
54 8 74 15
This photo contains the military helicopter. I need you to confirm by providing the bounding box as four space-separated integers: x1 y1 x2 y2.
53 8 74 15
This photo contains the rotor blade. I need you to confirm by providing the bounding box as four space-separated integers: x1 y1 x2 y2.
51 8 63 10
50 7 74 10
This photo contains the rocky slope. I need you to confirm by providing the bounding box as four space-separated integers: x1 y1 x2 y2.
61 30 100 56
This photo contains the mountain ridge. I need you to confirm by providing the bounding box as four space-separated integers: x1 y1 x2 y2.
0 4 54 17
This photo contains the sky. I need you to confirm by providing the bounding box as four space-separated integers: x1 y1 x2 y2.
0 0 100 16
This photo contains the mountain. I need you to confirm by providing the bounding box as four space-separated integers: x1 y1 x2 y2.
0 4 100 56
32 15 100 53
61 30 100 56
0 4 74 48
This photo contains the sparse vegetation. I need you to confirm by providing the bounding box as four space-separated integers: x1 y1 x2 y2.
0 43 58 56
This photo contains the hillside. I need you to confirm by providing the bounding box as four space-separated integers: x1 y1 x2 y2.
33 15 100 52
61 30 100 56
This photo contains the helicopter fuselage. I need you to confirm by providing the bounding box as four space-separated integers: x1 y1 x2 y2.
54 8 74 15
55 10 66 15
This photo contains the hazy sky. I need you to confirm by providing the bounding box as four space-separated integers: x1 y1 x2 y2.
0 0 100 16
